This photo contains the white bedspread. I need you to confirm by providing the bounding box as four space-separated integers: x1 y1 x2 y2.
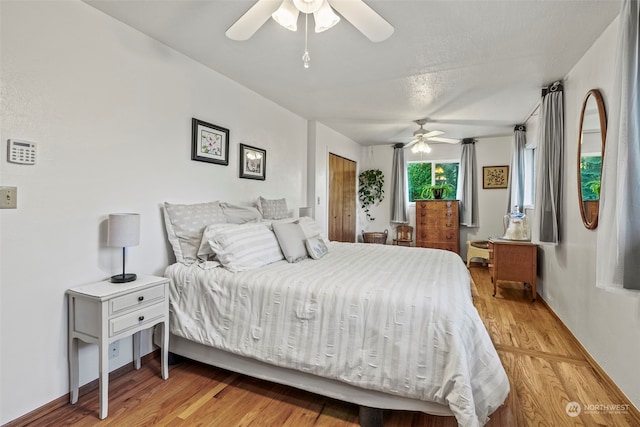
165 242 509 426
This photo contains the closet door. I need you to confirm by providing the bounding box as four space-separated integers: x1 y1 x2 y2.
329 153 343 241
328 153 356 242
341 157 356 241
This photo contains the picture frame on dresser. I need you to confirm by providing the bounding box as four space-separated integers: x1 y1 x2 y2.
191 118 229 165
482 165 509 189
239 143 266 180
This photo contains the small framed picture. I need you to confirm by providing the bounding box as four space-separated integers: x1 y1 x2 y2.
239 144 266 180
483 165 509 189
191 118 229 165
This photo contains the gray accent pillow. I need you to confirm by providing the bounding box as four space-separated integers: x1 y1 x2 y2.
272 222 308 263
220 202 262 224
257 197 289 220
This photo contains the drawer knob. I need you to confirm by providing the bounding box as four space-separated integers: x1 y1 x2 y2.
138 296 144 302
138 315 145 322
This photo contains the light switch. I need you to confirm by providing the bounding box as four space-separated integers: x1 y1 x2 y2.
0 187 17 209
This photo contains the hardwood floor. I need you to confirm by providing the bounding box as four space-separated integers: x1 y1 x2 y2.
8 266 639 426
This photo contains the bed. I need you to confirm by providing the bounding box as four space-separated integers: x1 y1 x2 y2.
160 200 509 427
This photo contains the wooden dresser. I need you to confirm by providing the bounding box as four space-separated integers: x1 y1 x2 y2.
488 239 538 301
415 200 459 254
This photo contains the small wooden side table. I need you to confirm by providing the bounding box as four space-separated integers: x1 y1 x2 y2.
488 239 538 301
67 275 169 419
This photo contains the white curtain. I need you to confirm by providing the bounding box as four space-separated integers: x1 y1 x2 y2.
597 0 640 293
457 138 478 227
506 125 527 213
390 143 408 224
533 81 563 245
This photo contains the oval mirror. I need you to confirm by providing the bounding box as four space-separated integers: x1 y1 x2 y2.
577 89 606 230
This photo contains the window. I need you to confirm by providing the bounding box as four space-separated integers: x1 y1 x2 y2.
407 160 459 202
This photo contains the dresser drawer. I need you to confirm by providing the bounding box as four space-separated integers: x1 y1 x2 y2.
110 301 166 337
418 229 457 242
110 284 165 315
416 242 458 252
430 243 458 252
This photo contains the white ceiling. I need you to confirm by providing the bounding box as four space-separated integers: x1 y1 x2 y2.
84 0 620 146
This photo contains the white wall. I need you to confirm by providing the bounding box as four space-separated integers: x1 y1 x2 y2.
308 121 362 239
0 1 307 423
537 16 640 409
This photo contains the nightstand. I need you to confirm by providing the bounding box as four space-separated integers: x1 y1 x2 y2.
488 239 538 301
67 275 169 419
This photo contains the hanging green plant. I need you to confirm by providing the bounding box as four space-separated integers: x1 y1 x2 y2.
358 169 385 221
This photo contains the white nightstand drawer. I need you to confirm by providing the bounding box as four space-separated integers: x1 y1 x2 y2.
110 285 165 315
110 302 166 337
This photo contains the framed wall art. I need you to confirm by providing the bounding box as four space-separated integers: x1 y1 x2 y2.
191 118 229 165
239 144 266 180
483 165 509 189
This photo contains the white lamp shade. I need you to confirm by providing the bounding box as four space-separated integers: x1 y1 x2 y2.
299 207 312 218
272 0 299 31
107 213 140 247
314 1 340 33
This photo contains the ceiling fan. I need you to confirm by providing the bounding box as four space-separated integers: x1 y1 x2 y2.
225 0 394 43
405 119 459 154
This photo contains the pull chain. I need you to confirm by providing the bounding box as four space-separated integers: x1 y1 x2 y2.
302 13 310 69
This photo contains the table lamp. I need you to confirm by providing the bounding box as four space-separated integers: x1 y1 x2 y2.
107 213 140 283
299 207 312 218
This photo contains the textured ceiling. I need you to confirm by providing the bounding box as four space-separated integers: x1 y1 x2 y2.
84 0 620 146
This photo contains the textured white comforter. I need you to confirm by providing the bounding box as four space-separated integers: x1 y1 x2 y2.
165 242 509 426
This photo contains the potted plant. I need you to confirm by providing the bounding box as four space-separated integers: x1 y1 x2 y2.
358 169 385 221
420 183 455 200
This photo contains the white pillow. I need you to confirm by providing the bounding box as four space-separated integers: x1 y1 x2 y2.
205 223 284 272
272 222 308 263
197 223 234 261
163 201 226 264
298 216 330 245
305 235 329 260
220 202 262 224
257 197 289 220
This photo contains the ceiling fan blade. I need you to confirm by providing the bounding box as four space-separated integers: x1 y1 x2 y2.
422 130 444 138
427 136 460 144
225 0 280 41
329 0 394 42
404 140 417 149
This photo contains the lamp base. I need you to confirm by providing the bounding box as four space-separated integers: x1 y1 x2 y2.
110 273 137 283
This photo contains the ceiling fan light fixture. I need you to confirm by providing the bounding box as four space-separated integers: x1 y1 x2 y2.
293 0 324 14
272 0 299 31
314 1 340 33
411 140 432 154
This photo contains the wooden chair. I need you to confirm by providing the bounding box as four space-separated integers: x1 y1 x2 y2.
392 225 413 247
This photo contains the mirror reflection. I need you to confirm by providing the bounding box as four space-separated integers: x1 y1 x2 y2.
578 89 606 230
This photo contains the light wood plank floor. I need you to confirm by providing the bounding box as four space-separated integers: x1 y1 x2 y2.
8 266 639 426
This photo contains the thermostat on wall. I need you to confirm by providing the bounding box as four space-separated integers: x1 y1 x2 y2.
7 139 37 165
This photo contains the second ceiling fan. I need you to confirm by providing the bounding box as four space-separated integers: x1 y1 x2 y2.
405 119 459 154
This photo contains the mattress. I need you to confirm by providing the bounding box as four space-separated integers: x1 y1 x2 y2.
165 242 509 426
